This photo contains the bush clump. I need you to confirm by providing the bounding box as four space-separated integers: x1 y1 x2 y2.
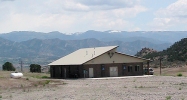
41 76 49 79
42 80 50 86
177 73 183 77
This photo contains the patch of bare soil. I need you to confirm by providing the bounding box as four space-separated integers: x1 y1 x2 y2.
1 76 187 100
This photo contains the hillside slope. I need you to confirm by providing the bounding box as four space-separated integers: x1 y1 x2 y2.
143 38 187 62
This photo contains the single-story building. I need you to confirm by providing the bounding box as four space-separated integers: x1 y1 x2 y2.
48 46 151 79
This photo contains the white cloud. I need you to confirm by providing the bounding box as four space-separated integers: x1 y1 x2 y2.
0 0 146 33
156 0 187 18
149 0 187 31
76 0 141 10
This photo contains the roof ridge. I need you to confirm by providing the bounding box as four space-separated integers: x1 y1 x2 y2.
82 46 118 64
79 45 118 50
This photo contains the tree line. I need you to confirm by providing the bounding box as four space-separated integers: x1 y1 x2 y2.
2 61 42 73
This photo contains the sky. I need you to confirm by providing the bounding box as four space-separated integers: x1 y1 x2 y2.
0 0 187 34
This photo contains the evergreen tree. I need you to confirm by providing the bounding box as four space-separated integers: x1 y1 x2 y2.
29 64 41 73
2 62 16 71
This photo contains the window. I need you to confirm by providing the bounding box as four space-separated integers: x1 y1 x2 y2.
101 64 105 70
123 64 126 70
128 66 132 72
135 65 140 71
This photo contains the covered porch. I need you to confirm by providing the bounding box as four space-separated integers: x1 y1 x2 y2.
50 65 83 79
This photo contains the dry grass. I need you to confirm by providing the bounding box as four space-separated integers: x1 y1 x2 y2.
154 66 187 76
0 71 63 89
0 71 67 99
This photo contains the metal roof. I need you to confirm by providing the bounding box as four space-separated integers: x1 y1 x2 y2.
48 46 118 65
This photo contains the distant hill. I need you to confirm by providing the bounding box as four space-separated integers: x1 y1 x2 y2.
142 38 187 62
1 31 187 44
0 37 171 65
135 47 157 57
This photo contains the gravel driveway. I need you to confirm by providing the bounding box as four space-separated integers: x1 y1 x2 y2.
2 76 187 100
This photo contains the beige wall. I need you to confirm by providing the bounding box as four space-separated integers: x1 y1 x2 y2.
85 51 146 64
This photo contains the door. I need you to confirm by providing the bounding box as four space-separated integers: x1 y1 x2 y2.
101 66 105 77
89 68 94 78
110 67 118 77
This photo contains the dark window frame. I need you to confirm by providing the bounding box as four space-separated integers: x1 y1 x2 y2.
128 65 132 72
135 65 140 71
101 64 105 70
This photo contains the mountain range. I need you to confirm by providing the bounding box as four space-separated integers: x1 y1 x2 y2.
0 30 187 66
1 31 187 43
0 37 170 57
0 37 171 66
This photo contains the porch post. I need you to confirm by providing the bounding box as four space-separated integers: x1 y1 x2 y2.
50 66 52 78
147 61 150 75
159 56 163 75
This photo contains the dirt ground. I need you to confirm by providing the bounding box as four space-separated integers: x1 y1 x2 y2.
0 69 187 100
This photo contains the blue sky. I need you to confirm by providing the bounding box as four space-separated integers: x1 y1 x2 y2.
0 0 186 34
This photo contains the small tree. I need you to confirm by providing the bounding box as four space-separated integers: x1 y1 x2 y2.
2 62 16 71
29 64 41 73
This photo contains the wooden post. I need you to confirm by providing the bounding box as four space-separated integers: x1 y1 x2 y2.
160 58 162 75
147 61 150 75
19 60 23 72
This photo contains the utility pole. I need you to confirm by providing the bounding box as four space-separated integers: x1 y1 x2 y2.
159 57 163 75
19 59 23 72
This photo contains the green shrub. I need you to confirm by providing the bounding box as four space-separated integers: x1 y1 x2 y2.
21 84 23 88
41 76 49 79
138 86 144 88
0 95 2 98
63 82 67 85
34 84 38 87
32 75 49 79
26 78 29 80
166 96 171 100
45 80 50 84
23 89 26 92
32 75 39 79
177 73 183 77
